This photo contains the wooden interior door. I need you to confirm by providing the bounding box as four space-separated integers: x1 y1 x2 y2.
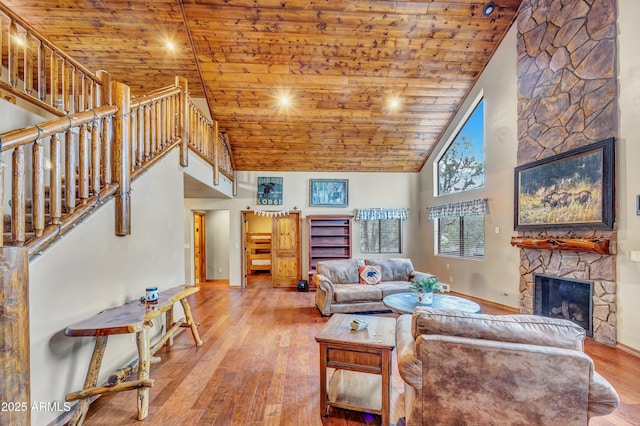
271 212 301 287
193 212 206 284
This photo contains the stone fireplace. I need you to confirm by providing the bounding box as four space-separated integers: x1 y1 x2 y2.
517 238 616 345
515 0 618 346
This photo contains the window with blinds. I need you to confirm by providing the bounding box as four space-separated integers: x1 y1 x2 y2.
437 215 485 258
431 95 486 259
428 199 487 259
359 219 401 254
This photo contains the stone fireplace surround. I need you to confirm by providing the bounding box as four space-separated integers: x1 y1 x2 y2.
517 231 617 346
515 0 618 346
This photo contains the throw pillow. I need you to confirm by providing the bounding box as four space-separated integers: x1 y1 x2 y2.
359 264 382 285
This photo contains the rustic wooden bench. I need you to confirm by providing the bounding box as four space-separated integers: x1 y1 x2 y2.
64 285 203 425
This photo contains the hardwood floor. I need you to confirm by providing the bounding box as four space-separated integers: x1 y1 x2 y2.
82 276 640 425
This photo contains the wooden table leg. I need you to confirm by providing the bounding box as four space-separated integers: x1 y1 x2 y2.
381 349 391 426
165 305 174 346
136 327 151 420
179 297 203 346
319 344 329 417
69 335 108 426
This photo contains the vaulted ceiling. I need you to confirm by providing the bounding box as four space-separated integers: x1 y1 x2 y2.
3 0 522 172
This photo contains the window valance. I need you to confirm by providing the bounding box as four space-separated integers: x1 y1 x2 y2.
355 208 408 221
427 198 487 219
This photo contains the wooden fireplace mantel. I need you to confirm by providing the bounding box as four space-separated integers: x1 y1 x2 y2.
510 237 611 254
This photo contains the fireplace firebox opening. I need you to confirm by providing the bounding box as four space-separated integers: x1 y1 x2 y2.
533 273 593 337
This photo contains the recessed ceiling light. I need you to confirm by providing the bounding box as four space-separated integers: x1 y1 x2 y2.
390 98 400 109
166 42 175 51
280 96 290 106
483 1 496 17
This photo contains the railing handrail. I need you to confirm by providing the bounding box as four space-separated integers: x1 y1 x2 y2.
0 105 117 151
0 4 99 81
0 3 106 116
130 86 182 109
0 78 234 253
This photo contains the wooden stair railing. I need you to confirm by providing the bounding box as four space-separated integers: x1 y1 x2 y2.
0 8 235 425
0 76 234 256
184 89 235 185
0 3 104 117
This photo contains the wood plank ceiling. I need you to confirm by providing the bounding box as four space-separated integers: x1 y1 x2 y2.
3 0 523 172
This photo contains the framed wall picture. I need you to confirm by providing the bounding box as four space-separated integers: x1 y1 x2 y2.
514 138 615 230
257 177 283 205
309 179 348 207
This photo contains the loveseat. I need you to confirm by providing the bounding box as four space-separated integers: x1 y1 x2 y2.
313 258 435 316
393 307 619 425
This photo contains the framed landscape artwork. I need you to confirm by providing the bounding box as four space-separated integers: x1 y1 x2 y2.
514 138 615 231
309 179 348 207
257 177 283 205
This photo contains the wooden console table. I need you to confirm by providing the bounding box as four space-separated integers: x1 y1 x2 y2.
315 314 396 426
64 285 203 425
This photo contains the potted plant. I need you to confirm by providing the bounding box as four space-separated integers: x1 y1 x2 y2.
409 275 440 304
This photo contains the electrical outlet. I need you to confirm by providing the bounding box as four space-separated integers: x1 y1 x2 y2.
439 283 451 292
449 276 453 283
218 267 223 273
631 251 640 262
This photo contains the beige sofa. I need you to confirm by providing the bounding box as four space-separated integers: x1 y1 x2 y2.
393 307 619 425
313 258 435 316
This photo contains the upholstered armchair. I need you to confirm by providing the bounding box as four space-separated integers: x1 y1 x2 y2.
393 307 619 425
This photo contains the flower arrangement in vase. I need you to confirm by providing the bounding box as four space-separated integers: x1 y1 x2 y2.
409 275 440 304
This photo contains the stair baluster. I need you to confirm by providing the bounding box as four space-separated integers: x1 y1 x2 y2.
32 140 45 238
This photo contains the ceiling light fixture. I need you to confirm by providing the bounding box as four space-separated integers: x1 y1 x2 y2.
280 96 290 107
482 1 496 17
166 41 175 51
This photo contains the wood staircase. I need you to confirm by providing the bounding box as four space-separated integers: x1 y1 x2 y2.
4 180 79 246
0 5 236 425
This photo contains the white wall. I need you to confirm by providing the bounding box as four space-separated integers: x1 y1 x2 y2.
184 171 420 286
27 150 186 425
417 25 521 306
205 210 230 280
616 0 640 351
0 99 49 133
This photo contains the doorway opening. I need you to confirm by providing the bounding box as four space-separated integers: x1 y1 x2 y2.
242 210 301 289
245 212 273 288
192 210 230 287
193 211 206 284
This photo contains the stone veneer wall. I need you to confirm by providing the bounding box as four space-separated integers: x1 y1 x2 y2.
516 0 617 345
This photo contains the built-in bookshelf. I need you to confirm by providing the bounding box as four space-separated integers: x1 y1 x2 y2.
307 215 353 287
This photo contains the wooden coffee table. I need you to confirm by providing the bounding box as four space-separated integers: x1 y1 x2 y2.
383 292 482 315
315 313 396 426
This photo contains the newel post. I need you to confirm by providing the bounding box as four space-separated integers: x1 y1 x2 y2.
96 70 112 107
175 76 189 167
0 247 30 426
113 81 131 236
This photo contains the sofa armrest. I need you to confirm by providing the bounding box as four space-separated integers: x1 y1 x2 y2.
396 315 422 391
314 274 336 316
588 371 620 418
